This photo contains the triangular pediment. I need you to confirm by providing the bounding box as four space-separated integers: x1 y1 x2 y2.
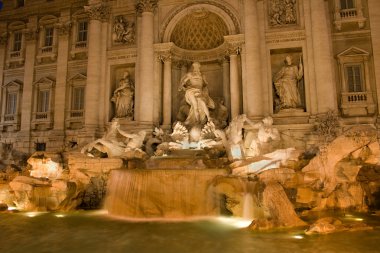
338 47 369 58
68 73 87 82
2 79 23 88
33 76 55 86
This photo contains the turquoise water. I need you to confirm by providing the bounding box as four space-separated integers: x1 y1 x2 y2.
0 211 379 253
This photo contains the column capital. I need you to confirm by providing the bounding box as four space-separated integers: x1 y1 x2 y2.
0 32 8 45
84 2 111 21
159 51 172 63
54 22 72 36
23 28 38 41
136 0 158 14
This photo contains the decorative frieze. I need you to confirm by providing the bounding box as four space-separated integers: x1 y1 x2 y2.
269 0 298 27
265 30 305 44
84 2 110 21
112 15 135 45
136 0 158 14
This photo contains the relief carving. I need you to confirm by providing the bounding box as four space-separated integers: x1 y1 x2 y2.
269 0 297 27
112 16 135 45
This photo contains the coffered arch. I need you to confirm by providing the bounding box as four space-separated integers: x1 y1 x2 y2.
161 1 241 45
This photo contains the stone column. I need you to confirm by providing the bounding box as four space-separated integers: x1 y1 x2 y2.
136 0 157 125
161 53 172 126
222 58 230 116
84 1 110 132
368 0 380 115
309 0 337 113
243 0 262 117
229 53 240 119
0 26 7 126
19 17 38 152
53 13 71 132
153 52 162 124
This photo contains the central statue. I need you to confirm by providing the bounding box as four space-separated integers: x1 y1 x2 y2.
178 62 215 127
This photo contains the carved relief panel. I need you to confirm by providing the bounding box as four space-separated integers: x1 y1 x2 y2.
268 0 298 27
112 15 136 46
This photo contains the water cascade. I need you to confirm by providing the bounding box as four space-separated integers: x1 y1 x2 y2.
106 168 228 218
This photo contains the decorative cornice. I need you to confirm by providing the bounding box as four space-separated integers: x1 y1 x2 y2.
55 22 72 36
84 2 111 21
136 0 158 14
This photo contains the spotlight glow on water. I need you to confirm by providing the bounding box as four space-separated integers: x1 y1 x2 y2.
7 206 17 211
55 214 65 218
215 217 252 228
292 235 304 239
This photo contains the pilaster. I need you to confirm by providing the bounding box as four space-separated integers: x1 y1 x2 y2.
19 17 38 152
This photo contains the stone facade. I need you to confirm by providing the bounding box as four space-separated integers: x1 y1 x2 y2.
0 0 379 155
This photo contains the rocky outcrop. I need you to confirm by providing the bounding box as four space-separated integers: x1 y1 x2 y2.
305 217 373 235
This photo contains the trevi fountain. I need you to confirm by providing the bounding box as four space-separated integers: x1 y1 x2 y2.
0 0 380 252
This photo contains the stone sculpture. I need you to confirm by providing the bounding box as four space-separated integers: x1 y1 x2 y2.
273 55 303 110
112 15 135 44
81 120 146 158
244 116 280 157
111 71 134 119
269 0 297 26
178 62 215 127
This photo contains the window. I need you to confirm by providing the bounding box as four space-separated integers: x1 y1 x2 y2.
72 87 85 111
13 31 22 51
77 21 88 42
6 93 17 115
340 0 355 9
16 0 25 8
44 27 54 47
346 65 363 92
36 142 46 151
37 90 50 113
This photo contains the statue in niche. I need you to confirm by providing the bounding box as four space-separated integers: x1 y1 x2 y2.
112 16 135 44
178 62 215 126
273 55 303 111
111 71 134 119
269 0 297 26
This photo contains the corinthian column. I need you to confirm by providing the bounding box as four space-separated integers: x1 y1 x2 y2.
53 11 71 132
244 0 262 117
309 0 337 113
161 53 172 126
136 0 157 125
84 1 110 132
368 0 380 115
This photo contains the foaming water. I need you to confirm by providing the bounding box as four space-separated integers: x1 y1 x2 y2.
0 211 379 253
